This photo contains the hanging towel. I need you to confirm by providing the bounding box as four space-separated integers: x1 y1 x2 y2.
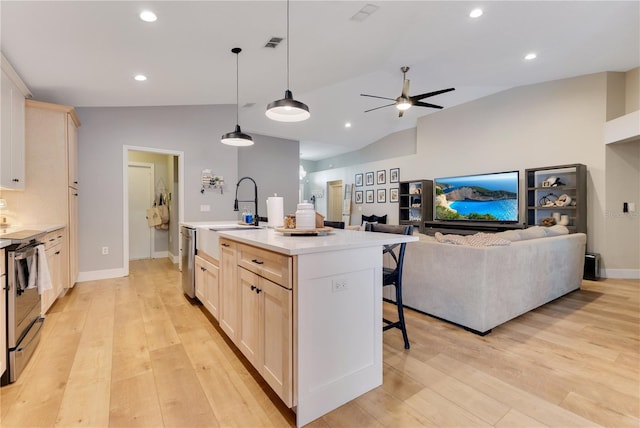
36 244 52 294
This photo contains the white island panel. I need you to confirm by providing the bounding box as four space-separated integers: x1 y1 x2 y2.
296 246 383 427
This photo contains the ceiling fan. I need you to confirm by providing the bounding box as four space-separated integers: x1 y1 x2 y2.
361 66 455 117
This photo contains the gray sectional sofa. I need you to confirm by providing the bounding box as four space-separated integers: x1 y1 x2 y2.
395 226 587 334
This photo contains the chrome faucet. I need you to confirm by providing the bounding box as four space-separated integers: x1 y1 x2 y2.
234 176 259 226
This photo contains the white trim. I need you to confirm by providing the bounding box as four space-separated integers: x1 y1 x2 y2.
168 251 179 264
1 52 32 98
152 250 169 259
123 145 185 277
601 268 640 280
604 110 640 145
78 268 127 282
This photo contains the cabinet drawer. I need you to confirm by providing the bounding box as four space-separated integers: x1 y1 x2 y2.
43 230 64 251
237 243 292 289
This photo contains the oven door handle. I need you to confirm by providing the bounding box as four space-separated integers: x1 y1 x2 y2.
15 318 45 352
13 246 38 260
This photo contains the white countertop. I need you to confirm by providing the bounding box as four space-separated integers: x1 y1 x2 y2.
0 239 11 249
217 228 417 256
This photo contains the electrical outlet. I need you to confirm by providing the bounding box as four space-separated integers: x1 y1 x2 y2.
102 246 109 255
332 278 348 293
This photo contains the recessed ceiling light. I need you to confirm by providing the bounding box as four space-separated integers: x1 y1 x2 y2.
345 122 352 128
524 52 537 60
469 8 483 18
139 10 157 22
134 74 147 81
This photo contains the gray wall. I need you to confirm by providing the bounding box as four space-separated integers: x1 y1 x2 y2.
305 71 640 278
77 104 298 274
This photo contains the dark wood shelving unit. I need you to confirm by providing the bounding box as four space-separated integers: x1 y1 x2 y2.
399 180 433 233
525 163 587 234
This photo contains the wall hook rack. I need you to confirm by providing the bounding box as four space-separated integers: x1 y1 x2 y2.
201 169 224 194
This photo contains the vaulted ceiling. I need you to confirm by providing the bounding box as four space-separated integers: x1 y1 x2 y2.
2 1 638 160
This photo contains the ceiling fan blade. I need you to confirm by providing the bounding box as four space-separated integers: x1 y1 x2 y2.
402 79 410 98
410 87 455 101
414 101 443 109
360 94 396 101
364 103 396 113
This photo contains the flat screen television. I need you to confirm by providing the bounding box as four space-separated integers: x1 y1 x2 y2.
434 170 519 223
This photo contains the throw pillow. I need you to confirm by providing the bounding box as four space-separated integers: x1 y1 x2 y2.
519 226 547 240
465 232 511 247
544 225 570 236
361 214 387 224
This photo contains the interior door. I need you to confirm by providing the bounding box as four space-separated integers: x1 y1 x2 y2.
327 180 343 221
128 163 153 260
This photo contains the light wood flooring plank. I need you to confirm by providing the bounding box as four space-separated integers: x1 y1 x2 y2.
1 260 637 428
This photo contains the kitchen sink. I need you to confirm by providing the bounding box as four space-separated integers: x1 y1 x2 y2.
209 226 261 231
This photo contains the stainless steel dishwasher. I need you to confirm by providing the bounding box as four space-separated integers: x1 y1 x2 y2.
180 226 196 298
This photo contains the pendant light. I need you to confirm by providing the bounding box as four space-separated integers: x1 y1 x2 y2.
221 47 254 146
265 0 310 122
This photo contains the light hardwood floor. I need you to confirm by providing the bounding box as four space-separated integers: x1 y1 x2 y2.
1 258 638 427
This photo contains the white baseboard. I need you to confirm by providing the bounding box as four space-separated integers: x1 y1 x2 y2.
601 268 640 279
153 250 169 259
168 251 179 264
77 267 127 282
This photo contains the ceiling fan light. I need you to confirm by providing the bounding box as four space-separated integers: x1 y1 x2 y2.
396 98 412 111
266 90 310 122
221 124 254 146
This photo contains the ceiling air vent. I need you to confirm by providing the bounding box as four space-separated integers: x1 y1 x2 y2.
264 37 283 48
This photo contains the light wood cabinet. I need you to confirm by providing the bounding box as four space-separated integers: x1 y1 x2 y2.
41 229 66 315
237 266 292 406
1 249 6 377
195 254 219 320
18 100 80 289
0 69 26 189
219 238 239 340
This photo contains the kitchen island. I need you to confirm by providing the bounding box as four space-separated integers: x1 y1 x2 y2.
214 227 417 427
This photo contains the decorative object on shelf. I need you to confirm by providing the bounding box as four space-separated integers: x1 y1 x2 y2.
366 189 374 203
376 170 386 185
542 176 565 187
355 173 363 187
541 217 556 226
559 215 570 226
390 168 399 183
556 194 572 207
355 190 363 204
201 169 224 194
221 47 253 146
377 188 386 203
390 188 399 203
265 0 310 122
552 212 561 223
539 193 558 207
365 171 374 186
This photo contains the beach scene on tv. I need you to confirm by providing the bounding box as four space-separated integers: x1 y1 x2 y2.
435 172 519 222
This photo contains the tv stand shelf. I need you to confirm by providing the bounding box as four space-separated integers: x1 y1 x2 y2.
423 221 525 236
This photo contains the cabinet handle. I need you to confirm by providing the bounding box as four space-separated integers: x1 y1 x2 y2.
55 251 60 255
251 259 264 265
221 243 230 247
251 285 256 291
74 193 78 196
256 288 262 294
12 178 19 182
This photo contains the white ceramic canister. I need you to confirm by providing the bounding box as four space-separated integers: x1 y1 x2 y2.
295 200 316 230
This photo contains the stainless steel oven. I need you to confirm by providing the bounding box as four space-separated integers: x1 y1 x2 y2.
1 237 45 385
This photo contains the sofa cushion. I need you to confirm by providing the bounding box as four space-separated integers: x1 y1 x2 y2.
434 232 511 247
495 229 523 242
544 225 570 236
519 226 548 240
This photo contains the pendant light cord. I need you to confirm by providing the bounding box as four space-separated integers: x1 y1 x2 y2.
286 0 290 90
236 50 240 124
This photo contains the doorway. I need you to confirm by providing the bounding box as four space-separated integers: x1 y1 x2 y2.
327 180 343 221
123 146 184 277
128 162 154 260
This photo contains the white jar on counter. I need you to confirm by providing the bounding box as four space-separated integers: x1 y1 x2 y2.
295 200 315 230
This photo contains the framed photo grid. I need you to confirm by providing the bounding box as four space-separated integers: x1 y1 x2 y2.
355 190 363 204
377 188 386 203
390 188 399 203
355 173 363 187
365 172 374 186
390 168 400 183
366 189 374 203
377 170 386 185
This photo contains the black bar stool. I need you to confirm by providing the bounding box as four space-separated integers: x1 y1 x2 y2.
365 223 413 349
